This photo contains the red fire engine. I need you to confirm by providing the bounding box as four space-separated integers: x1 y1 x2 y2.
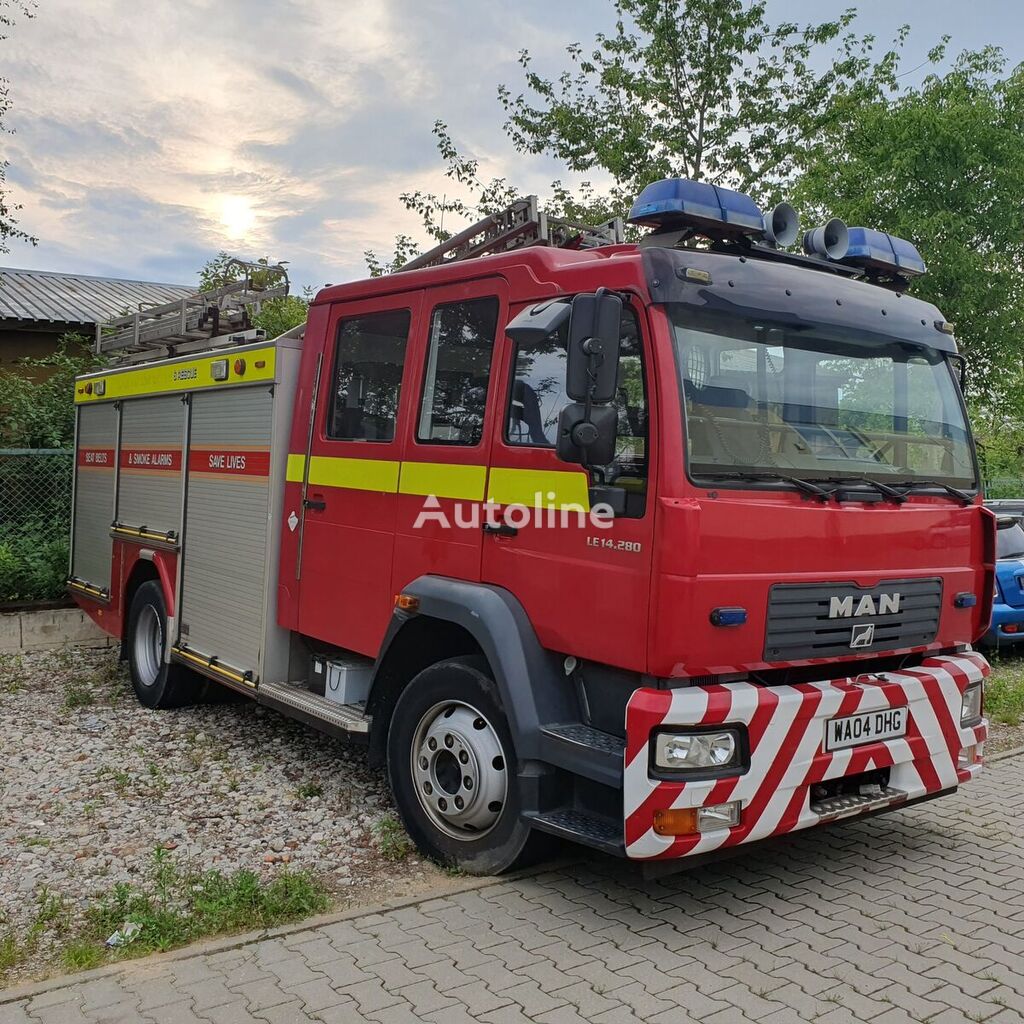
69 182 992 873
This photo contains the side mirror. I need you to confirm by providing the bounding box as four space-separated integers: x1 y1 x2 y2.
996 515 1017 531
566 290 623 403
556 403 618 466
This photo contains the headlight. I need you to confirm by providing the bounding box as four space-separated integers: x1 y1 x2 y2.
961 684 983 725
654 730 741 771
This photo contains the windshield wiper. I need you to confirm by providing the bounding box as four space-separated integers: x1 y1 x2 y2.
701 471 834 501
821 476 907 504
891 480 974 505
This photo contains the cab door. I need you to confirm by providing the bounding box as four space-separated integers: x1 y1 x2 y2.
296 293 423 657
392 277 507 592
480 300 656 672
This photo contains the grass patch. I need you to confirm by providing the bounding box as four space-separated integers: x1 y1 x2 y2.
61 848 329 968
295 781 323 800
373 815 413 862
0 889 71 984
62 676 96 709
985 659 1024 726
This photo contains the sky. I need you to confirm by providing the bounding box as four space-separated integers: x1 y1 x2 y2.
3 0 1023 293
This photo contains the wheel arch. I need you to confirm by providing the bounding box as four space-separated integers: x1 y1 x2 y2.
120 549 175 641
367 577 571 767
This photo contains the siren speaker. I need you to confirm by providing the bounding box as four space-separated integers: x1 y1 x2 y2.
762 202 799 247
802 218 849 260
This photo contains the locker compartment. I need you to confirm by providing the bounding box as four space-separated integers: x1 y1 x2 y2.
71 402 118 592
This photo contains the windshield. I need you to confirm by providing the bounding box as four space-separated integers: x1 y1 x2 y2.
671 309 976 488
997 523 1024 560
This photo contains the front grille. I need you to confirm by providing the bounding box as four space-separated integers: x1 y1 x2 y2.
764 578 942 661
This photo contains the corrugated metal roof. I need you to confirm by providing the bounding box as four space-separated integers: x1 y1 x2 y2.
0 266 195 325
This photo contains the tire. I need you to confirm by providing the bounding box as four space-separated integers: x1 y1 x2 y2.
126 580 200 709
386 657 542 875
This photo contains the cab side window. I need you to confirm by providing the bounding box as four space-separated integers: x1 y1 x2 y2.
506 306 648 514
327 309 411 441
417 297 498 446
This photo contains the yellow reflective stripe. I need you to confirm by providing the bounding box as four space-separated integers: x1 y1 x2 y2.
285 454 589 509
286 453 306 483
74 346 277 404
307 454 400 492
487 467 591 511
399 461 487 501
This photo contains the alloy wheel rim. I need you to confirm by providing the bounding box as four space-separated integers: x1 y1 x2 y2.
134 605 163 687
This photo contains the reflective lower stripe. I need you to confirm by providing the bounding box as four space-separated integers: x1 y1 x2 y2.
399 461 487 501
488 467 591 511
285 453 590 509
307 454 401 492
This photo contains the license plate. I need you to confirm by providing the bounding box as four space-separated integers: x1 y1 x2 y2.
824 707 908 752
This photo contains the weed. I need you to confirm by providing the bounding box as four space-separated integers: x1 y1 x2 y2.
66 848 330 966
295 781 323 800
0 889 71 983
60 939 105 973
985 661 1024 726
373 816 413 862
21 836 50 848
0 652 24 692
63 676 95 709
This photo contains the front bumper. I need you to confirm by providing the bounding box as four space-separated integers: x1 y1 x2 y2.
624 652 989 860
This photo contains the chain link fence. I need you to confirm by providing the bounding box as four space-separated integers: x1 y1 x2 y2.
0 448 73 604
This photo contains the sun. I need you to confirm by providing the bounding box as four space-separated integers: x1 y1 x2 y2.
220 195 256 239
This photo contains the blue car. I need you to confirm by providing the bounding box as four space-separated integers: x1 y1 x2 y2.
985 519 1024 647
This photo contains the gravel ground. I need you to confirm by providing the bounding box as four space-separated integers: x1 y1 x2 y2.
1 644 1020 984
0 646 460 984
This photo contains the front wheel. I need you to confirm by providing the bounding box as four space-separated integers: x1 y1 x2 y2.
126 580 200 709
386 657 541 875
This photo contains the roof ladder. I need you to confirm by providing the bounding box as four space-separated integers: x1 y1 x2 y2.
95 259 290 363
398 197 625 272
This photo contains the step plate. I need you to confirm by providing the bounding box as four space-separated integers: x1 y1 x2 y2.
259 679 370 734
528 809 623 852
811 786 907 823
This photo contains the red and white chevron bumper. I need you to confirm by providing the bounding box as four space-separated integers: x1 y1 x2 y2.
624 651 989 860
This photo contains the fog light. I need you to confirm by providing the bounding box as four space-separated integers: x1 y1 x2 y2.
652 801 741 836
1003 623 1019 634
961 684 982 725
654 730 740 770
697 801 741 831
958 745 979 769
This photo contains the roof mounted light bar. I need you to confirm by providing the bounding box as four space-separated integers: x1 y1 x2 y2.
628 177 927 286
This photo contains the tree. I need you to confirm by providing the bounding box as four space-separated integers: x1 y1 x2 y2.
1 0 36 253
791 48 1024 422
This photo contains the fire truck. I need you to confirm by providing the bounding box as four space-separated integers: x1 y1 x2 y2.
69 181 992 874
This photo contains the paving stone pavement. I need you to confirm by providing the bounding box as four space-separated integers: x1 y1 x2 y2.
3 753 1022 1024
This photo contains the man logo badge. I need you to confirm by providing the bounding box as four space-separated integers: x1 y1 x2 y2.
850 623 875 649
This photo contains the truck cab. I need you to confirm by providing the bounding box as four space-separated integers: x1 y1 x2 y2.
70 181 993 873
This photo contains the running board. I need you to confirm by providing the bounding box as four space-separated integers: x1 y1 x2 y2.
258 679 370 736
526 808 624 856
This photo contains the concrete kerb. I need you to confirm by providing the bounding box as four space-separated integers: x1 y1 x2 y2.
0 857 578 1005
0 607 115 653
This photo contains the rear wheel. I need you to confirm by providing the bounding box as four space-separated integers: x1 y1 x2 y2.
126 581 200 709
387 657 541 875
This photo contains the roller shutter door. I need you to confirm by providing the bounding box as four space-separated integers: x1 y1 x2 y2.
72 403 118 590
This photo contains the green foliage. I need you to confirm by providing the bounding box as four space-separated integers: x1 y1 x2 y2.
373 815 413 861
0 334 97 448
197 254 309 336
792 48 1024 413
369 2 928 271
985 660 1024 726
0 522 68 602
65 848 329 967
252 289 313 338
499 1 917 203
0 1 37 253
0 888 70 983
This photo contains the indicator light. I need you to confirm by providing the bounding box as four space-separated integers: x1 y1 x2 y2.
233 358 246 375
653 801 741 836
211 359 229 381
254 359 266 368
93 380 106 396
710 607 747 626
960 684 982 725
84 382 93 394
394 594 420 612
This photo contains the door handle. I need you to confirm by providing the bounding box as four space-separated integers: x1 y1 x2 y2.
303 497 327 512
483 522 518 538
